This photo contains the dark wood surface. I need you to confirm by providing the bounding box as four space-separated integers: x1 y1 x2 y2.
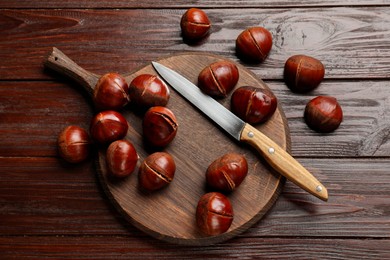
0 1 389 259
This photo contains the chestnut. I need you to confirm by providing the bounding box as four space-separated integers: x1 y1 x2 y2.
93 73 130 111
143 106 178 148
139 152 176 191
231 86 277 124
106 140 138 178
90 110 128 145
57 125 91 163
129 74 170 110
198 61 239 98
304 96 343 133
284 55 325 93
196 192 234 236
236 27 273 63
180 8 211 41
206 153 248 192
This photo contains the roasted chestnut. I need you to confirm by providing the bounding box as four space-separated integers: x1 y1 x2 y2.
139 152 176 191
231 86 277 124
206 153 248 192
90 110 128 145
196 192 234 236
93 73 129 111
198 61 239 98
106 140 138 178
304 96 343 133
57 125 91 163
180 8 211 41
236 27 273 63
129 74 170 110
284 55 325 93
143 106 178 148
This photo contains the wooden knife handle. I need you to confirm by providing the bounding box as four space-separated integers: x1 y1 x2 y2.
240 123 328 201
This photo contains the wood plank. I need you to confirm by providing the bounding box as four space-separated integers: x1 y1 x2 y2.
0 157 127 235
273 80 390 157
0 157 389 238
0 81 93 157
0 236 388 259
1 80 389 158
258 158 390 238
0 0 389 9
1 8 390 80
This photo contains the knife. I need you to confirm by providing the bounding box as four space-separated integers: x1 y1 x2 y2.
152 61 328 201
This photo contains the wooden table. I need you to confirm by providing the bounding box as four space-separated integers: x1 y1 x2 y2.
1 1 389 259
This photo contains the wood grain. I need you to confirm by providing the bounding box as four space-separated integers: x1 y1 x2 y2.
0 0 389 8
1 8 390 80
1 80 389 158
0 81 94 157
0 236 389 259
1 1 390 258
1 157 389 238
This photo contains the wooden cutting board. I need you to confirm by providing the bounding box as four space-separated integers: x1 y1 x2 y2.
96 53 290 245
45 49 290 246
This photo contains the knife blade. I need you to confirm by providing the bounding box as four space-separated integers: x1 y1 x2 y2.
152 61 328 201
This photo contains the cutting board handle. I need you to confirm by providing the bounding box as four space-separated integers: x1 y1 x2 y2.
44 47 98 96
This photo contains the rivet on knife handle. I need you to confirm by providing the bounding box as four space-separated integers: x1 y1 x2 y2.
241 124 328 201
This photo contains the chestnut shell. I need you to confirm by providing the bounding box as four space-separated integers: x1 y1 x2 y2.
57 125 91 163
180 8 211 41
198 61 239 98
236 27 273 63
93 73 129 111
304 96 343 133
231 86 278 124
106 140 138 178
142 106 178 148
206 153 248 192
90 110 128 145
196 192 234 236
284 55 325 93
138 152 176 191
129 74 170 110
